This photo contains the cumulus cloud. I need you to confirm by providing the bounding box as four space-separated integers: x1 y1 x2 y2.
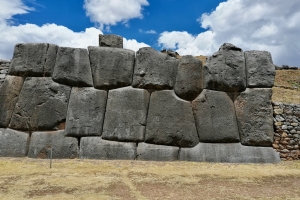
123 38 149 52
84 0 149 30
0 0 149 60
158 0 300 66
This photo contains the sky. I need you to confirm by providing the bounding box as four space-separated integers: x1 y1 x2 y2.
0 0 299 66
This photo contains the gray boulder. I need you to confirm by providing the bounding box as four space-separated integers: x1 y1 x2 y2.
102 87 150 142
145 90 199 147
99 34 123 48
28 130 78 159
132 47 178 90
234 88 274 146
9 43 58 77
192 89 240 142
203 43 246 92
88 46 135 89
245 50 275 88
80 137 136 160
0 76 24 127
52 47 93 87
65 87 107 137
0 128 30 157
174 55 203 101
9 77 71 131
136 143 179 161
179 143 280 163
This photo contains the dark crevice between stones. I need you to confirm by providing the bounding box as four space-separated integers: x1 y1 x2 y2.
143 90 152 142
100 90 109 137
177 147 181 160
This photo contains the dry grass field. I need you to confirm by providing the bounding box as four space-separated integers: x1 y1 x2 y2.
0 158 300 200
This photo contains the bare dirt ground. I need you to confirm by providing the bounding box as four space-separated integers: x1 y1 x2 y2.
0 158 300 200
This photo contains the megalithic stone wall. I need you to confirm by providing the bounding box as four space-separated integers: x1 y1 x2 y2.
0 35 281 163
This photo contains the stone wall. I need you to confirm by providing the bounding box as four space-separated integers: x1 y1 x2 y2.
0 34 280 163
0 59 10 85
273 102 300 160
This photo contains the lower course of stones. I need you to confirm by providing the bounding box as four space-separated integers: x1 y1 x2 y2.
0 35 282 163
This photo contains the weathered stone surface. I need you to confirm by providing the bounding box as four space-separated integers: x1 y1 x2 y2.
9 43 58 77
88 46 135 89
245 51 275 88
52 47 93 87
0 128 30 157
132 47 178 90
234 88 274 146
99 34 123 48
203 43 246 92
174 55 203 101
9 77 71 131
192 89 240 142
136 143 179 161
65 87 107 137
80 137 136 160
179 143 280 163
28 130 78 159
145 90 199 147
102 87 150 142
0 76 24 127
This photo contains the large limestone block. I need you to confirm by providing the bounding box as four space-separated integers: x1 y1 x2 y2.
136 143 179 161
52 47 93 87
203 43 246 92
0 128 30 157
28 130 78 159
132 47 178 90
9 77 71 131
145 90 199 147
102 87 150 142
179 143 280 163
80 137 136 160
174 55 203 101
0 76 24 127
88 47 135 89
192 90 240 142
65 87 107 137
9 43 58 77
234 88 274 146
99 34 123 48
245 50 275 88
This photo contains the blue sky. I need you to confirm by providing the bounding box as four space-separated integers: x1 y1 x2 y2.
1 0 300 66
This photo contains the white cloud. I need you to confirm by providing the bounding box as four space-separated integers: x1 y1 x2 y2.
123 38 150 52
158 0 300 66
0 0 149 60
84 0 149 30
139 29 157 34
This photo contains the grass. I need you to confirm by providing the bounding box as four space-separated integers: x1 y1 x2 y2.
0 158 300 199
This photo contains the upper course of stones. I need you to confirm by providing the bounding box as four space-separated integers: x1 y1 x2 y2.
0 34 280 163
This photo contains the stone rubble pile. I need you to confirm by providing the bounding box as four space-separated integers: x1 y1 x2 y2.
0 34 280 163
273 102 300 160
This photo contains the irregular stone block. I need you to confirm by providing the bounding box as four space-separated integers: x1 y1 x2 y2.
245 50 275 88
136 143 179 161
28 130 78 159
65 87 107 137
203 43 246 92
234 88 274 146
145 90 199 147
132 47 178 90
80 137 136 160
99 34 123 48
102 87 150 142
9 77 71 131
9 43 58 77
0 76 24 127
0 128 30 157
179 143 280 163
88 46 135 89
192 90 240 142
174 55 203 101
52 47 93 87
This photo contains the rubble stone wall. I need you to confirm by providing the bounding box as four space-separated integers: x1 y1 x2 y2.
0 35 281 163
